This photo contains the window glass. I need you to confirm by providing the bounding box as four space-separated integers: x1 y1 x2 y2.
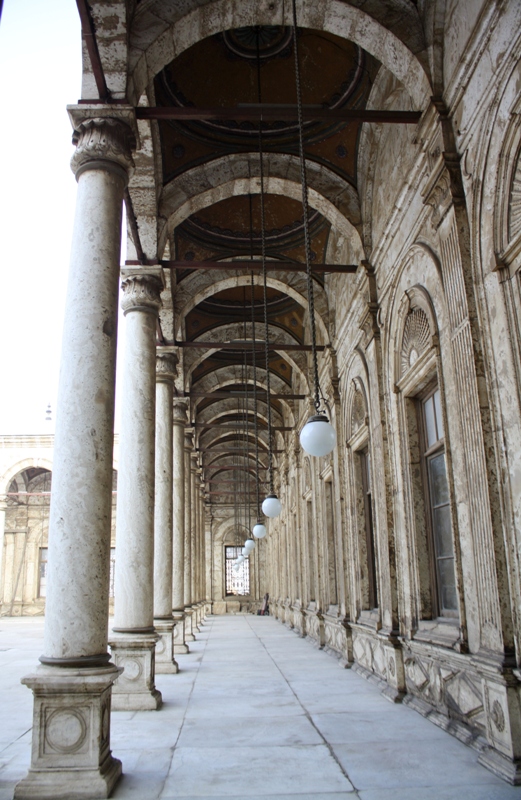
39 548 48 598
433 389 444 439
225 545 250 596
424 395 437 448
429 452 449 506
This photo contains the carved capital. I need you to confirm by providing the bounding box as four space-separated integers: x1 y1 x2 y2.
173 398 188 424
156 353 178 383
71 117 135 181
121 274 162 316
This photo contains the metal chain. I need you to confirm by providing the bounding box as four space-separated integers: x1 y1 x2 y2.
292 0 321 413
251 271 261 521
257 28 275 496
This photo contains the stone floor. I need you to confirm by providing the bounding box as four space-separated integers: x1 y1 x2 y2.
1 615 521 799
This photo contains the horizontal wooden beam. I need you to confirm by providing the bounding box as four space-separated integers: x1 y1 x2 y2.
196 423 292 431
125 260 358 273
204 465 268 472
175 340 323 352
199 448 284 453
135 105 421 124
186 392 306 400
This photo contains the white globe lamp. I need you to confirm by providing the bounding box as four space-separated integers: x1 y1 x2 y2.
300 414 336 457
253 523 267 539
262 494 282 518
244 538 255 554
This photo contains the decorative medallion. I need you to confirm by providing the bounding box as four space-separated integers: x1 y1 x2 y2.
45 708 87 754
401 308 431 376
222 26 293 61
491 698 506 733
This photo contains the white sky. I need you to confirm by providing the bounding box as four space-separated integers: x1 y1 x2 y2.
0 0 125 435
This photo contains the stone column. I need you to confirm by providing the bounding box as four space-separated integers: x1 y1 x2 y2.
109 271 163 711
183 430 195 640
153 352 179 674
0 500 7 609
195 476 204 625
15 109 136 800
172 399 189 654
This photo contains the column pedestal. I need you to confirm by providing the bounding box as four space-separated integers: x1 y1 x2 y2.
109 633 162 711
184 606 195 642
14 665 122 800
153 619 178 674
173 612 189 655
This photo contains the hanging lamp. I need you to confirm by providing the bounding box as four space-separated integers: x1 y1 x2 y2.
292 0 336 458
253 26 283 518
249 239 267 537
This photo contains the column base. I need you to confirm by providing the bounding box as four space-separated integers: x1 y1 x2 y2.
153 619 179 674
173 612 189 654
15 664 122 800
184 607 196 642
109 633 162 711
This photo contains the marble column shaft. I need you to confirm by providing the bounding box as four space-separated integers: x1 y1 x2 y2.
16 110 136 800
113 273 162 632
183 429 195 641
154 354 177 619
172 400 189 654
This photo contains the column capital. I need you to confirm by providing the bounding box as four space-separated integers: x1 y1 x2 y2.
156 352 178 383
121 272 162 316
184 428 194 450
69 107 137 182
173 398 188 424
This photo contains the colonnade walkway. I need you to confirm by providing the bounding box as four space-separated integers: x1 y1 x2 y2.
1 615 521 800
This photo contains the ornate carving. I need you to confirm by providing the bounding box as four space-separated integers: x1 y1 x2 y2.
401 307 432 376
156 353 178 382
121 274 162 316
491 699 506 733
45 708 87 754
422 155 453 229
509 146 521 242
351 388 366 434
173 398 188 424
71 117 135 180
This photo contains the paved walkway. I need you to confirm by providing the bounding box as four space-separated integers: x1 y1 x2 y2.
1 615 521 799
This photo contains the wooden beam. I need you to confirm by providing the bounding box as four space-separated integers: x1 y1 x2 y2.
195 423 292 431
186 392 305 400
175 340 324 352
75 0 110 101
135 106 421 124
130 260 358 273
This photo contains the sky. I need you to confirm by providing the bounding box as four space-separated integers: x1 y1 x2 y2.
0 0 125 435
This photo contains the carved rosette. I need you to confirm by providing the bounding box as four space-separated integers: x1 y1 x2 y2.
156 353 178 384
121 274 162 316
400 307 432 376
71 117 136 181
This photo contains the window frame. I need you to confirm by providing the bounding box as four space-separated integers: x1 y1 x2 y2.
418 385 459 620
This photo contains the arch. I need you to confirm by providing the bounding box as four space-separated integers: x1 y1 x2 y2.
159 155 363 258
1 458 54 495
175 272 330 345
128 0 431 109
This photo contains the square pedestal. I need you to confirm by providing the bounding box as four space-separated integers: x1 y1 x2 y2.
109 634 162 711
154 619 179 674
15 664 122 800
184 607 196 642
173 612 189 654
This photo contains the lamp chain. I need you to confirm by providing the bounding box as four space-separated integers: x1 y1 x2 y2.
257 27 275 497
291 0 321 414
251 271 261 522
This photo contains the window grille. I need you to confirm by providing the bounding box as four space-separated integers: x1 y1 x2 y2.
225 546 250 596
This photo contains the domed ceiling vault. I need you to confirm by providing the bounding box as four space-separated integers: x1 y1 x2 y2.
85 11 422 508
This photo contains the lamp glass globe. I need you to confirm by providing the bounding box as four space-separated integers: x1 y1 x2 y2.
300 414 336 457
253 523 267 539
262 494 282 518
244 538 255 553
